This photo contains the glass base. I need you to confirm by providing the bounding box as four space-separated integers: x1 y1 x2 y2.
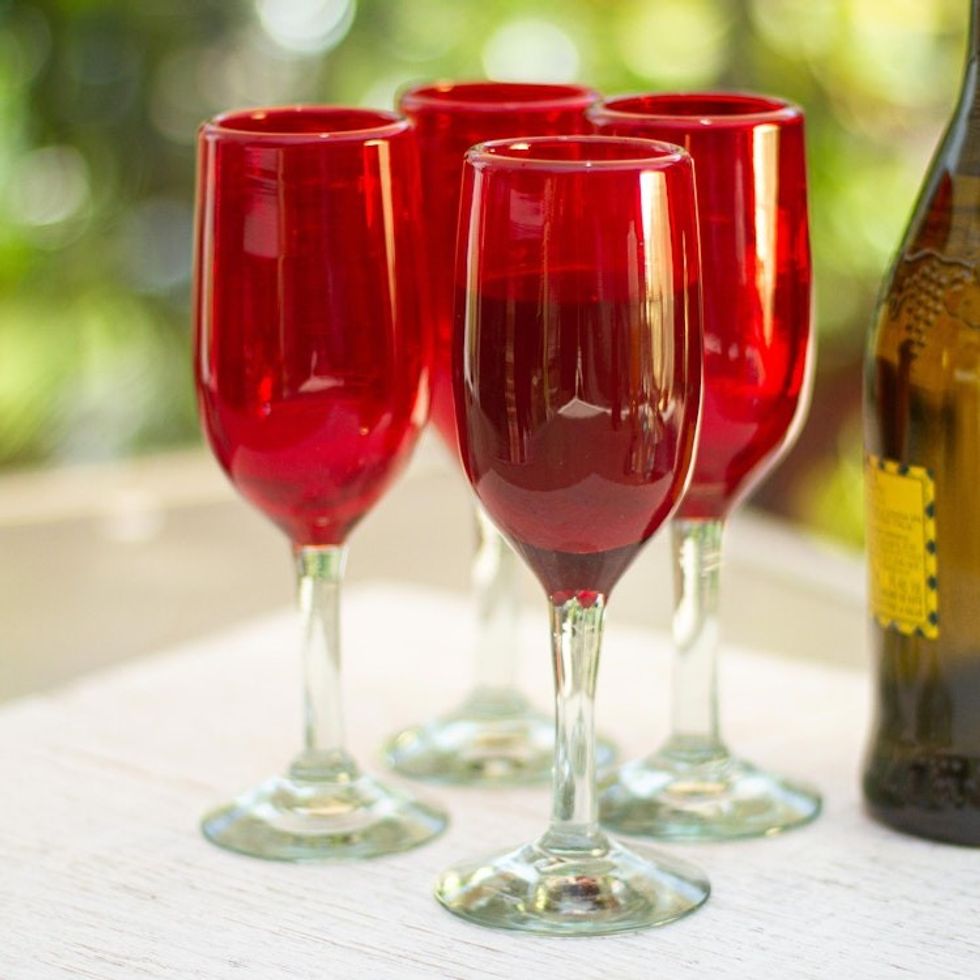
201 755 448 861
435 829 709 936
384 688 616 786
599 743 821 841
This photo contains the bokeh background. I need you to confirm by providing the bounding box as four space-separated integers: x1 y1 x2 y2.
0 0 970 547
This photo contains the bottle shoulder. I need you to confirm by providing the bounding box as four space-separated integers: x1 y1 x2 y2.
873 249 980 352
871 169 980 368
905 171 980 259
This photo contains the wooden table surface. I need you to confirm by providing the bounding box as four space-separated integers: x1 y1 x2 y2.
1 584 976 979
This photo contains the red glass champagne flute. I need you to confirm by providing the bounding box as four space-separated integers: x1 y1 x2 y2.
435 135 708 935
384 81 616 785
194 106 446 859
591 93 820 840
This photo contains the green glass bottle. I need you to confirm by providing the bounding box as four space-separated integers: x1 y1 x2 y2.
863 1 980 844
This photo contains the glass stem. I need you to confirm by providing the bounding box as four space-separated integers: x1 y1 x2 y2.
290 544 358 782
466 505 524 711
663 518 727 764
541 591 606 851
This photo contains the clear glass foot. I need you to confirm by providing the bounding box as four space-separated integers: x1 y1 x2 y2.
435 829 709 936
599 742 821 841
202 751 448 861
384 688 616 786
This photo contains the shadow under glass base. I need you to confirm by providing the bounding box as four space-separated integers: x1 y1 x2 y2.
384 688 616 786
434 829 709 936
201 753 448 861
599 741 821 842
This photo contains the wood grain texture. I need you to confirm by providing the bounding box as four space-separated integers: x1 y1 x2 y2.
0 584 976 979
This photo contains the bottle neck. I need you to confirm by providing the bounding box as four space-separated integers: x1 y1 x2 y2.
936 4 980 176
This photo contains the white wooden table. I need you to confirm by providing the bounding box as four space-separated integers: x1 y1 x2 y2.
1 585 976 979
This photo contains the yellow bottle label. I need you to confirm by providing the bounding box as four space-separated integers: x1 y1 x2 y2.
865 455 939 639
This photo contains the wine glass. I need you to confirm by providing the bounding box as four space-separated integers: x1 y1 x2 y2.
591 93 820 840
193 106 447 859
384 81 616 785
435 135 709 935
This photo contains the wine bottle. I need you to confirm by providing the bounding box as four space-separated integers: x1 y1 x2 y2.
864 1 980 844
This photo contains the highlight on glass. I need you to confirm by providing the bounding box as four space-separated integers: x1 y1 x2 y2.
434 135 709 935
591 93 820 840
193 106 446 859
384 81 617 787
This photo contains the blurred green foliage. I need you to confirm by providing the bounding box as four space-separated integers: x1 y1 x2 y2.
0 0 970 544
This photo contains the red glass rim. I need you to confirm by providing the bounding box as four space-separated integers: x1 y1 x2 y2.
466 134 689 171
201 105 410 142
592 92 802 128
400 80 598 113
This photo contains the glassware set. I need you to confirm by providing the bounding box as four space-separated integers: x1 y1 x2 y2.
193 83 818 936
